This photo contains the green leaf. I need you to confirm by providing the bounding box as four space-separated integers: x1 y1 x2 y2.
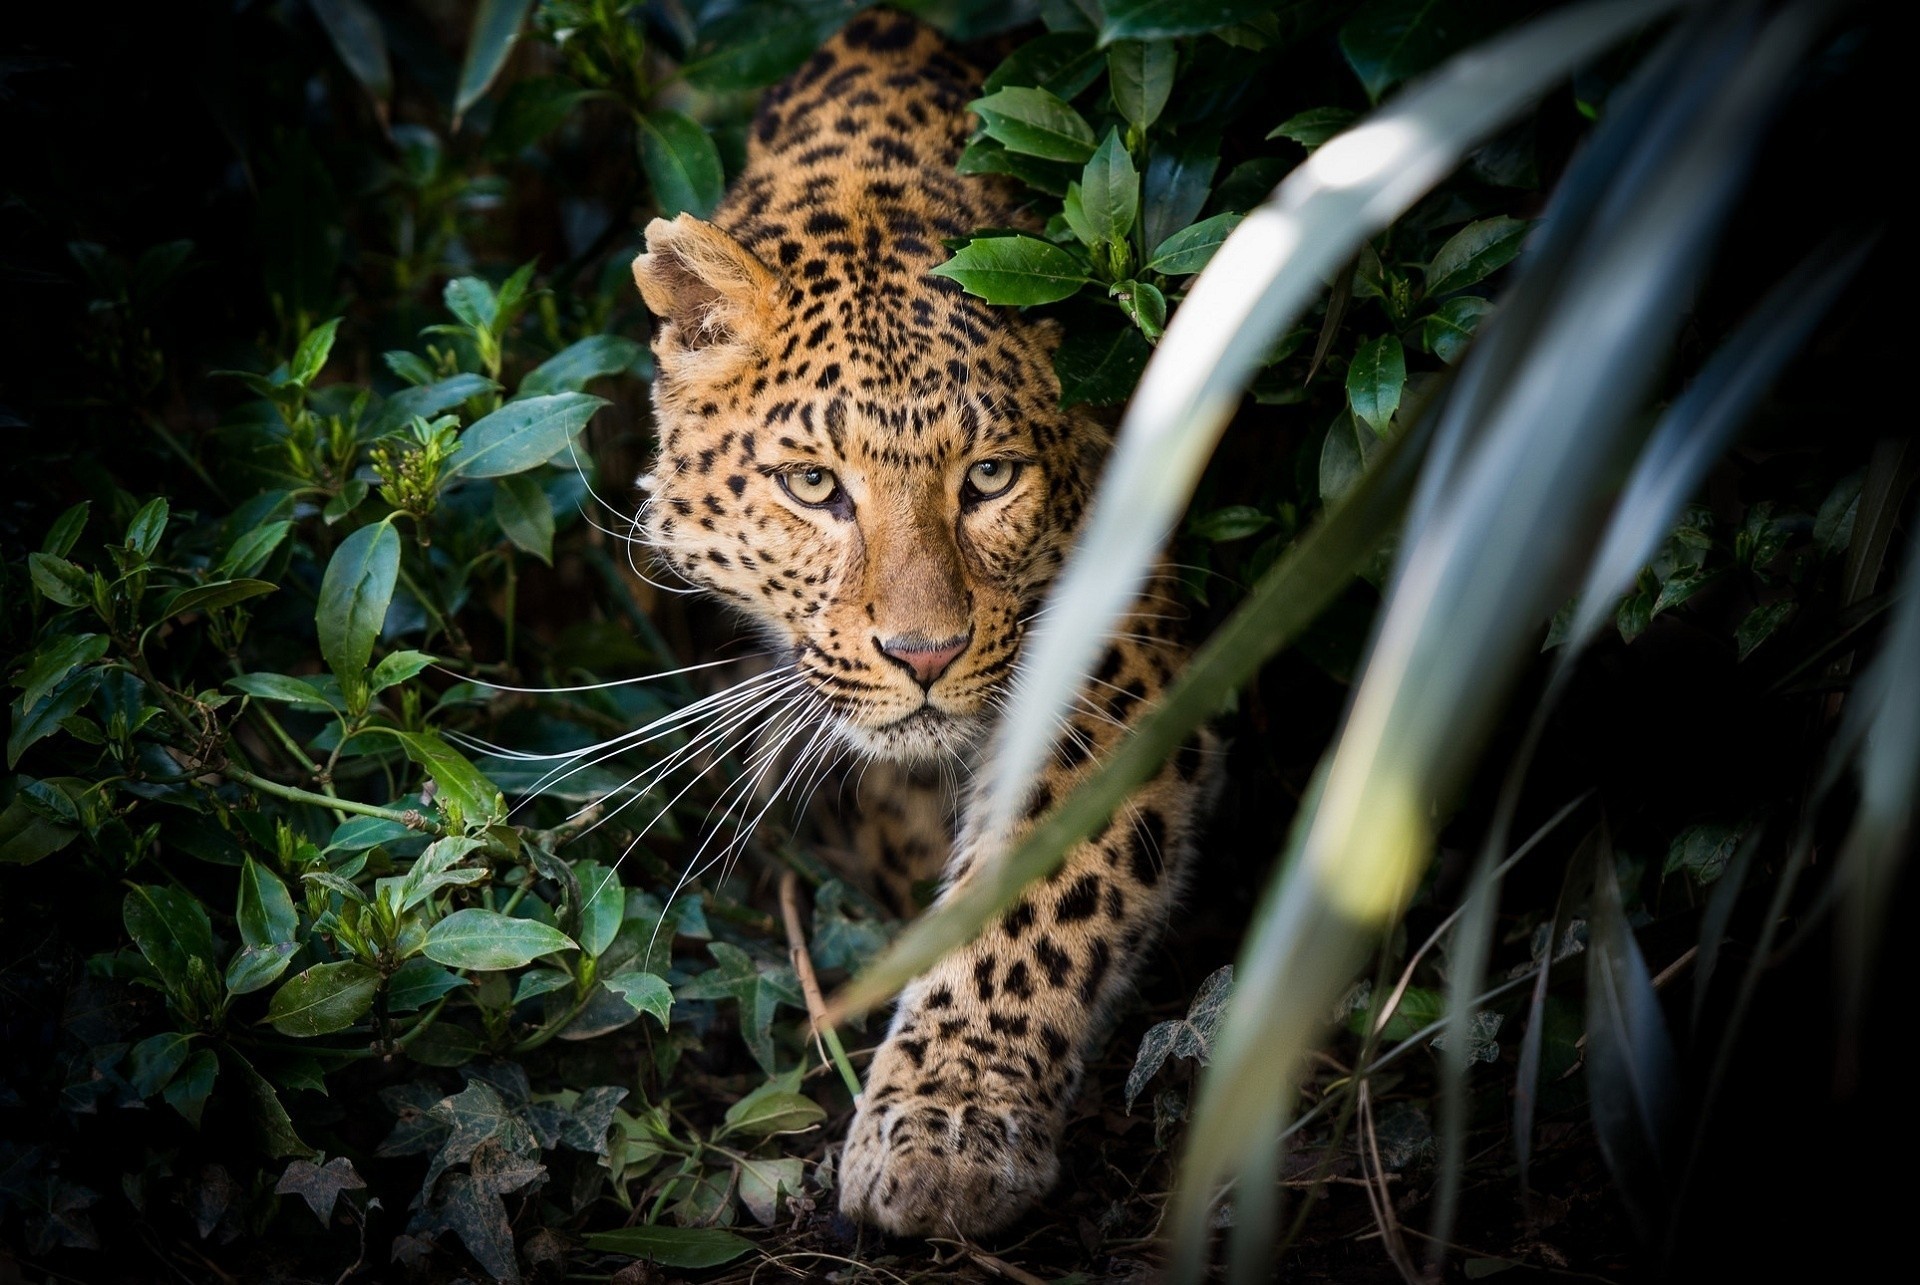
385 349 436 386
574 860 624 958
0 792 78 865
1079 129 1139 246
513 967 572 1004
1268 106 1359 148
266 961 381 1036
929 237 1091 306
388 728 506 824
983 33 1104 97
638 110 725 220
955 138 1077 197
680 6 819 92
1346 334 1406 435
290 317 342 386
164 1049 218 1126
368 373 498 435
454 0 534 118
1422 295 1494 365
1108 40 1176 130
424 908 576 971
1145 212 1243 276
1340 0 1487 101
12 633 109 714
369 649 435 695
1189 506 1271 542
124 496 169 558
43 501 90 557
1126 965 1233 1110
27 553 88 607
1101 0 1279 43
128 1031 194 1097
158 578 278 621
675 942 802 1074
1055 324 1151 407
276 1156 367 1226
492 474 555 564
123 882 218 999
238 855 299 949
584 1226 754 1269
224 1046 315 1157
603 970 673 1028
217 520 293 578
447 392 606 480
394 835 488 911
1735 601 1796 660
225 943 299 996
308 0 391 104
970 87 1097 162
1425 215 1531 298
226 672 337 712
1114 279 1167 339
1663 822 1743 884
388 958 469 1012
721 1075 825 1139
518 334 646 397
1140 135 1218 254
488 75 592 157
734 1154 804 1226
316 520 400 688
8 669 101 768
443 276 496 333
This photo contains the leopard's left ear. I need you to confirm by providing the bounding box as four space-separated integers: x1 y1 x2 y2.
632 214 780 353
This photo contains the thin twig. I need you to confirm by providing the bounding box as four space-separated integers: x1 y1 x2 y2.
779 870 863 1099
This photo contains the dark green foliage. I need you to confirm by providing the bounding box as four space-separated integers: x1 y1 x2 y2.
0 0 1906 1280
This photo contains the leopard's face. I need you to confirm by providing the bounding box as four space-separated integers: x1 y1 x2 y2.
633 215 1101 766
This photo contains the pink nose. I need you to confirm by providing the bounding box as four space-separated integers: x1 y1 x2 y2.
877 632 970 688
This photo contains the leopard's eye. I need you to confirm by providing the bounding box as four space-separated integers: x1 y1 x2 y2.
965 459 1020 500
781 466 840 507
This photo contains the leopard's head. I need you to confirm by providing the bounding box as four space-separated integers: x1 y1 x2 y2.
632 213 1103 765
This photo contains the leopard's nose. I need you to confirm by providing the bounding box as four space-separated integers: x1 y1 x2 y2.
876 631 971 689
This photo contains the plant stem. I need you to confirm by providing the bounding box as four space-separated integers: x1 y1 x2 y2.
779 871 863 1099
226 765 439 832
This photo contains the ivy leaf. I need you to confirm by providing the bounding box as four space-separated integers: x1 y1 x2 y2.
266 961 380 1036
675 942 803 1075
446 392 606 481
809 880 889 972
1346 334 1406 435
603 970 673 1028
1425 215 1532 298
970 86 1097 162
930 237 1091 306
638 110 724 220
275 1156 366 1226
316 520 400 689
423 909 576 971
1125 965 1232 1111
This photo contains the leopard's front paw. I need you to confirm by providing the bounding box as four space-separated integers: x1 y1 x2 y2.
838 1088 1061 1237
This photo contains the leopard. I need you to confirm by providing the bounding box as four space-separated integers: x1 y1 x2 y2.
629 7 1213 1239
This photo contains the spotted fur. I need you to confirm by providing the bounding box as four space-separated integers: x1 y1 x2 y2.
631 8 1213 1237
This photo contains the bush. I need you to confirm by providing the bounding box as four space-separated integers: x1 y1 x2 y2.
1 1 1906 1281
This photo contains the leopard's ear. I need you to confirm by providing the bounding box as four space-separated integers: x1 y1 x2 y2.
632 214 779 353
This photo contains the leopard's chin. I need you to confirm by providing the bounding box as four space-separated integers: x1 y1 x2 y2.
839 705 988 766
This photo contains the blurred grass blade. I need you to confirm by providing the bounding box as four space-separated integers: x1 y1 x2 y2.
1833 519 1920 1068
1514 832 1597 1194
830 415 1431 1017
1171 5 1831 1272
969 0 1683 866
455 0 535 122
1690 827 1759 1033
1584 828 1679 1242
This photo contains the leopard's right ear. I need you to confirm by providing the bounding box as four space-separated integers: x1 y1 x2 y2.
632 214 780 354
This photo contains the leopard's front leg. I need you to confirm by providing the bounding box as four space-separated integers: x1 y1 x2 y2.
839 631 1214 1237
